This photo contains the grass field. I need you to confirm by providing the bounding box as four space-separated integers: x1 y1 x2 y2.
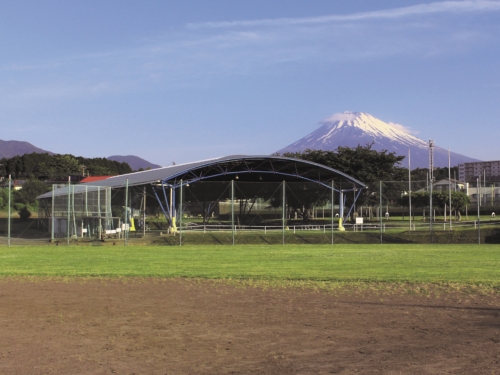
0 244 499 286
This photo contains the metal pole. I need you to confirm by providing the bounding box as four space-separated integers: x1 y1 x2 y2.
72 185 76 236
477 177 480 244
484 170 486 206
430 172 433 236
125 179 129 246
7 175 11 247
231 180 235 246
478 174 481 208
97 186 101 241
179 179 183 246
282 181 285 246
408 149 412 232
51 184 55 241
143 186 146 237
170 187 174 233
448 148 452 230
380 181 383 244
67 177 71 246
331 181 334 245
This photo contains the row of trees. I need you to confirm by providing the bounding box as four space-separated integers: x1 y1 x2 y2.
0 153 132 180
281 144 407 207
278 144 469 218
398 191 470 213
0 153 133 217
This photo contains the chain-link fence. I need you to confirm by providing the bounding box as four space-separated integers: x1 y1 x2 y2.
177 181 337 245
1 178 500 246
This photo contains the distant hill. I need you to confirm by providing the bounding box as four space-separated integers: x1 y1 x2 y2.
0 139 53 158
107 155 161 171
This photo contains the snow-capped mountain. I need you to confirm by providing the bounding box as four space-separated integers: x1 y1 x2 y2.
277 112 479 168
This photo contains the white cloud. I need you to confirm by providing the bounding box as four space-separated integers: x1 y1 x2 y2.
188 0 500 29
388 122 420 135
2 0 499 104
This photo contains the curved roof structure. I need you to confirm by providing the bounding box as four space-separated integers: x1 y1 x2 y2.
38 155 365 199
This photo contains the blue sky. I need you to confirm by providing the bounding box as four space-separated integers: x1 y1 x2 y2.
1 0 500 165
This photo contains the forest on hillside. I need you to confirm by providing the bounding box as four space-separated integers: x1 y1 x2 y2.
0 153 132 180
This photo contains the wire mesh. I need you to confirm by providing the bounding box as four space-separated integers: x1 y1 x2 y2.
2 178 500 246
177 181 337 245
44 184 115 240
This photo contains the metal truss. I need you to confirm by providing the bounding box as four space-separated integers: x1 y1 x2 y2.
150 158 366 229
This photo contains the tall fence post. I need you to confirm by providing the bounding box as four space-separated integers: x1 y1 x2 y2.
180 179 183 246
97 186 101 241
67 177 71 246
51 185 55 242
124 179 129 246
7 175 11 247
448 148 452 230
231 180 235 246
430 174 434 240
379 181 383 244
282 181 286 246
477 177 480 244
331 180 334 245
143 186 146 237
408 150 412 232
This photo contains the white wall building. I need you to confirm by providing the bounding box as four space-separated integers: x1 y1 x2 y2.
458 160 500 182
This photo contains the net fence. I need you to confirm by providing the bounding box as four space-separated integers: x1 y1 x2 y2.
1 179 499 245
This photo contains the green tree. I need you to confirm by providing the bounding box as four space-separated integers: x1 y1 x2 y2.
280 143 406 207
18 206 32 221
0 153 132 180
398 191 470 213
0 187 13 210
14 180 51 208
410 166 459 182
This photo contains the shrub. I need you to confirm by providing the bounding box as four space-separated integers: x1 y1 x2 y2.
18 206 32 221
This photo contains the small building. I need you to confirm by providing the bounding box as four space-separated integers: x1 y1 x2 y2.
13 180 26 191
415 178 465 193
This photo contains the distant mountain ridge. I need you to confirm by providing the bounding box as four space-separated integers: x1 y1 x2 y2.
0 139 53 158
0 139 161 171
107 155 161 170
277 112 479 168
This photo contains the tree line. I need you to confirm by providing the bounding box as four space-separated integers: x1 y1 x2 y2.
0 152 132 180
276 143 469 219
0 153 133 217
0 146 469 220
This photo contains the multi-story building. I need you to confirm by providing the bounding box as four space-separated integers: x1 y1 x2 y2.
458 160 500 182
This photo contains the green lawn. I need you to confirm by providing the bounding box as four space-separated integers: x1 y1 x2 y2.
0 244 499 285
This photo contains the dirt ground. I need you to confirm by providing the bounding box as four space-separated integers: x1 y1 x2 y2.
0 279 499 375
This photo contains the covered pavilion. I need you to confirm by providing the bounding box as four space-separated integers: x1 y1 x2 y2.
38 155 366 240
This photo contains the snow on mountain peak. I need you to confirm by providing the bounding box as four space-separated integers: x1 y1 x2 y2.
317 111 427 148
321 111 362 123
276 111 479 168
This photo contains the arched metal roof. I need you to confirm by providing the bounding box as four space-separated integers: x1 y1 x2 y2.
38 155 365 199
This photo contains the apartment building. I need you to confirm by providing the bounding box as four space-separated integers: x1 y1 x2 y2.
458 160 500 182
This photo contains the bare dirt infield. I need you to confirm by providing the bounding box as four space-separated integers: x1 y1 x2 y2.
1 279 499 374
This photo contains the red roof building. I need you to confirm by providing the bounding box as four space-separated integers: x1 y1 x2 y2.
80 176 112 184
